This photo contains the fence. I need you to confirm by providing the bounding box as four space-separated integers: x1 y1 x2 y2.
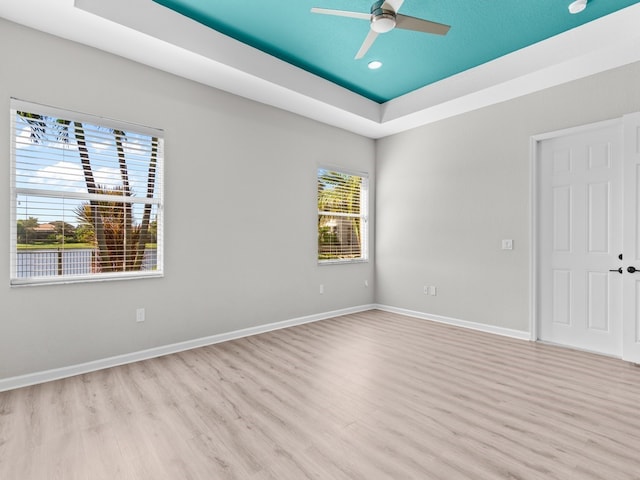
16 248 157 278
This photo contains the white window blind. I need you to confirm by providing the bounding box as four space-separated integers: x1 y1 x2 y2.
317 168 368 263
10 100 164 285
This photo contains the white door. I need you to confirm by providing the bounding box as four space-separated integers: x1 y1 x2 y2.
538 122 623 356
622 112 640 363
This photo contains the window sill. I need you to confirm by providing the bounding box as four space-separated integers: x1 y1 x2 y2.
10 271 164 287
318 259 369 266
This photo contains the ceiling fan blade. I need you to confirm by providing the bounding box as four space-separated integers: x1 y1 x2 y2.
396 14 451 35
382 0 404 12
355 29 379 59
310 8 370 21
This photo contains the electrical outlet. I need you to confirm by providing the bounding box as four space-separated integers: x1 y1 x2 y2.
319 284 324 295
429 286 437 296
136 308 145 322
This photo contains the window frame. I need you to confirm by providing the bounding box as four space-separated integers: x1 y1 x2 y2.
9 99 164 286
317 166 369 265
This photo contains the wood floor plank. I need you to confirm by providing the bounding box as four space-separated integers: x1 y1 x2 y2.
2 309 640 479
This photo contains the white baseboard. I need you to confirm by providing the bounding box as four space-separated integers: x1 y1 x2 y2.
0 304 531 392
0 304 376 392
375 304 531 341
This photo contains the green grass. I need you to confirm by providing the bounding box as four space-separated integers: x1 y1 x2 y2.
17 243 158 250
17 243 94 250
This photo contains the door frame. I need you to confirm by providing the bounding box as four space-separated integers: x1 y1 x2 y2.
529 117 623 347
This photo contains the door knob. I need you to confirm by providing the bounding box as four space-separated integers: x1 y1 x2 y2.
628 266 639 273
609 268 623 274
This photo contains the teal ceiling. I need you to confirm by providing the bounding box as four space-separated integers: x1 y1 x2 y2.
153 0 639 103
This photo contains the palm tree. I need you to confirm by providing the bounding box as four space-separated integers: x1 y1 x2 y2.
75 187 143 272
132 138 158 270
72 120 113 270
111 128 158 271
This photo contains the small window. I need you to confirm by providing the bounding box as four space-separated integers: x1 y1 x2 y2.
317 168 368 263
10 100 163 285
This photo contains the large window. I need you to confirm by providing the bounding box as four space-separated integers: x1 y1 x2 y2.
10 100 163 285
317 168 368 263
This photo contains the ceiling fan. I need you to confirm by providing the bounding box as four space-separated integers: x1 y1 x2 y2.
311 0 451 59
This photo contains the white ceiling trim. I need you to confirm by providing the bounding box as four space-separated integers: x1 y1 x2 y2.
2 0 640 139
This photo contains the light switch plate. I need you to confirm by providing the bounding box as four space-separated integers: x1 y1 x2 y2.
502 239 514 250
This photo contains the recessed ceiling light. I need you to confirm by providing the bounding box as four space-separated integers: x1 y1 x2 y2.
368 60 383 70
568 0 587 14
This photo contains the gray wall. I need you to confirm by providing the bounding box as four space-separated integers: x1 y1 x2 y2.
0 20 375 380
376 61 640 332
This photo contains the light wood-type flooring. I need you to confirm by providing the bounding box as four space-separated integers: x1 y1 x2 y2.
1 310 640 479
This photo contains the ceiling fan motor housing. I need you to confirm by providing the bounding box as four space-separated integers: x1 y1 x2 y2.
370 0 396 33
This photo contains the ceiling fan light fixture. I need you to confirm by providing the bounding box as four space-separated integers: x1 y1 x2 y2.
371 13 396 33
568 0 587 14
